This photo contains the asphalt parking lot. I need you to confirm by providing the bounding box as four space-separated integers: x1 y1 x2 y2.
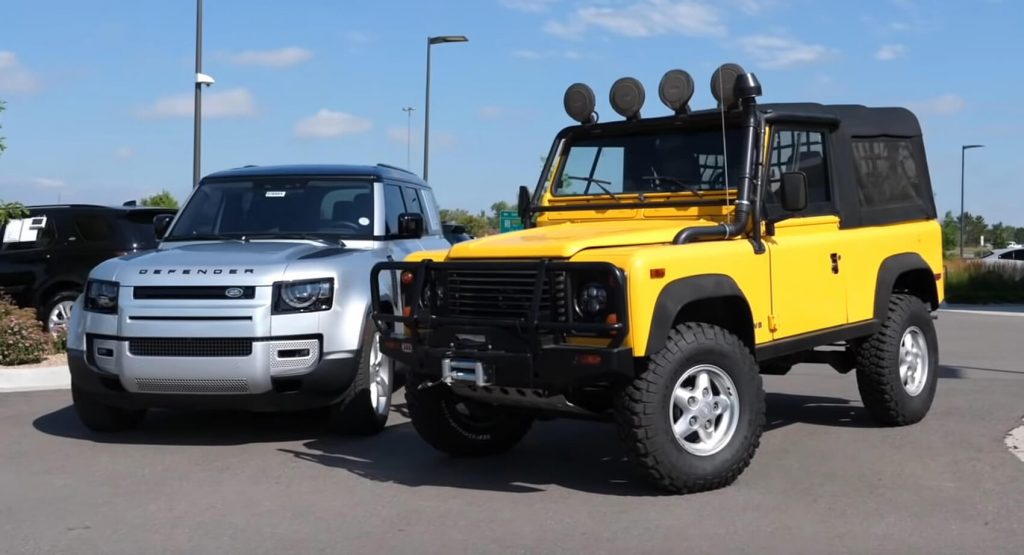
1 311 1022 555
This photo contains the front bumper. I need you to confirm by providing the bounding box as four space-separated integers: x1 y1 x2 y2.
371 260 634 393
69 338 359 411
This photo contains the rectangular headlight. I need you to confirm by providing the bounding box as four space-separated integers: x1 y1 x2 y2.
273 278 334 314
84 279 119 314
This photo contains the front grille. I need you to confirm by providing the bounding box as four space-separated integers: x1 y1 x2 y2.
133 286 256 300
134 378 249 394
440 270 568 321
128 338 253 358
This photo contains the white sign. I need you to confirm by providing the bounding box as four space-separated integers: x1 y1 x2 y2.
2 216 46 244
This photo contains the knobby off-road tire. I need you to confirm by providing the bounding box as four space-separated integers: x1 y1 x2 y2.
71 384 146 432
615 323 765 494
853 294 938 426
330 318 393 436
406 378 534 457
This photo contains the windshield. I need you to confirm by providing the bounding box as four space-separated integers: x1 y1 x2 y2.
553 127 745 199
165 179 373 241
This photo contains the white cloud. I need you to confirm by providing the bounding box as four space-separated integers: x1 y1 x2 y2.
32 177 65 189
115 146 135 159
294 109 373 139
908 94 966 116
478 106 504 119
544 0 725 40
388 127 418 145
220 47 313 68
0 51 40 94
740 34 833 69
140 88 258 119
511 49 583 60
501 0 558 12
875 43 906 60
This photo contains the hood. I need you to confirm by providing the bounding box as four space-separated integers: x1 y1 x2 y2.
95 241 358 285
446 219 711 259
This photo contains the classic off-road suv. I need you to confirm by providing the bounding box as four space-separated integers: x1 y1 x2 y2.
67 164 448 434
371 64 943 493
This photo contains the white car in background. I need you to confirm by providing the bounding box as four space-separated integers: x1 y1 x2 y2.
979 247 1024 266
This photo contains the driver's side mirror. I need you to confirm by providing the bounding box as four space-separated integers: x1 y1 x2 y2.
517 185 532 224
780 172 808 212
153 213 174 240
397 212 424 238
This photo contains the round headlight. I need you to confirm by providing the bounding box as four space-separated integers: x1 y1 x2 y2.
281 281 329 309
576 282 609 317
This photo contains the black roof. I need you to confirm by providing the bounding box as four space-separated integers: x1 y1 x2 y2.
26 204 176 213
202 164 427 186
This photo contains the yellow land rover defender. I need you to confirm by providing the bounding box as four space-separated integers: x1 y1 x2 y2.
371 63 943 494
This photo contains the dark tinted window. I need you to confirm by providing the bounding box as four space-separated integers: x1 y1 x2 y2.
166 179 373 240
999 249 1024 261
384 184 406 235
74 215 114 243
852 138 925 208
767 129 831 209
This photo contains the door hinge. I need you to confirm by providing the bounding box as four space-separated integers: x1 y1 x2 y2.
767 314 779 333
830 253 841 274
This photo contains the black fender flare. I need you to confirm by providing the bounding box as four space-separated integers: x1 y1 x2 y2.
32 274 85 309
873 252 937 320
646 274 752 356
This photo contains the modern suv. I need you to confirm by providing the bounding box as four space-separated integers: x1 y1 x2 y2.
67 164 449 434
0 204 175 332
372 64 943 493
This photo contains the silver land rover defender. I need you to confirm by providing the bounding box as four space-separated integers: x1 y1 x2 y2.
66 164 448 434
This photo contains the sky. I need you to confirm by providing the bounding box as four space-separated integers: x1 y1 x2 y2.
0 0 1020 224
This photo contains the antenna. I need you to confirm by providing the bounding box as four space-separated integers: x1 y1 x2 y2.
402 106 416 170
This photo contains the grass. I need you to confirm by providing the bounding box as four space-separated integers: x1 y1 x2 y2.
944 259 1024 304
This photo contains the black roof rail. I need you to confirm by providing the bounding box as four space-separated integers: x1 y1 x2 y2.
376 163 418 176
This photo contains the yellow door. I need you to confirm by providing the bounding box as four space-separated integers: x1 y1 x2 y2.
765 216 847 339
762 127 846 339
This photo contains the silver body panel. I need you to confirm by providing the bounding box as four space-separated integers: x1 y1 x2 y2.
68 180 448 399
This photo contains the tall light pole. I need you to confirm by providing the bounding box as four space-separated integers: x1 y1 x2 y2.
959 144 985 258
192 0 215 187
402 106 415 170
423 35 468 181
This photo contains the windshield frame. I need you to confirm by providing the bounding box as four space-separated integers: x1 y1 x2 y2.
164 176 378 242
535 114 752 212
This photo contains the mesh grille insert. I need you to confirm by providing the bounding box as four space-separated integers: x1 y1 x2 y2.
128 338 252 358
134 378 249 394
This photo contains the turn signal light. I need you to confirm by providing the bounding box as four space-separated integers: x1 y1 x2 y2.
575 354 603 366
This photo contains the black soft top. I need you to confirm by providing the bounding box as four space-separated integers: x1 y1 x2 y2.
759 103 923 138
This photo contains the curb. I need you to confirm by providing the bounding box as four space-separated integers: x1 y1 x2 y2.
0 365 71 393
939 307 1024 317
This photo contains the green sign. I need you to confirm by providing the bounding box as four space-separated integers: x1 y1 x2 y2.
499 210 524 233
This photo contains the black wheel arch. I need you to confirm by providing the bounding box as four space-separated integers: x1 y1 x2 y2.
33 276 84 310
646 274 755 356
873 253 939 321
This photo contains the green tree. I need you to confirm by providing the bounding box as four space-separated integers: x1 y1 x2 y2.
940 211 958 254
0 200 28 225
989 222 1014 249
1014 227 1024 245
0 100 7 155
140 190 179 209
439 208 492 237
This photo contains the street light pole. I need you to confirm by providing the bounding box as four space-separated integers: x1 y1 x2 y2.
402 106 415 170
192 0 203 188
959 144 985 258
423 35 468 182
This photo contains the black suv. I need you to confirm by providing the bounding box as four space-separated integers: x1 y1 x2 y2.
0 204 175 331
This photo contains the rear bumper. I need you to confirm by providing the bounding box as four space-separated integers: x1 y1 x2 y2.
68 347 359 412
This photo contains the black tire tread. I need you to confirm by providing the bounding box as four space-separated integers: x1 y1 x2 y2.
615 322 765 494
853 294 933 426
330 319 390 436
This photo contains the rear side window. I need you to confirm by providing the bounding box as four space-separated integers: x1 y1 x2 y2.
74 215 114 243
384 184 406 235
999 249 1024 261
419 189 442 235
852 138 932 215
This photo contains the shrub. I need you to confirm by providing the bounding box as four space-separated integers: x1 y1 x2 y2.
945 260 1024 304
0 295 52 366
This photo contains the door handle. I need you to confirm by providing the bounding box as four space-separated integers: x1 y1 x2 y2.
830 253 840 274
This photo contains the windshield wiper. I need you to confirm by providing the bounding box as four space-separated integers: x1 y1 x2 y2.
641 169 705 198
163 233 246 243
564 175 620 201
242 233 346 247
